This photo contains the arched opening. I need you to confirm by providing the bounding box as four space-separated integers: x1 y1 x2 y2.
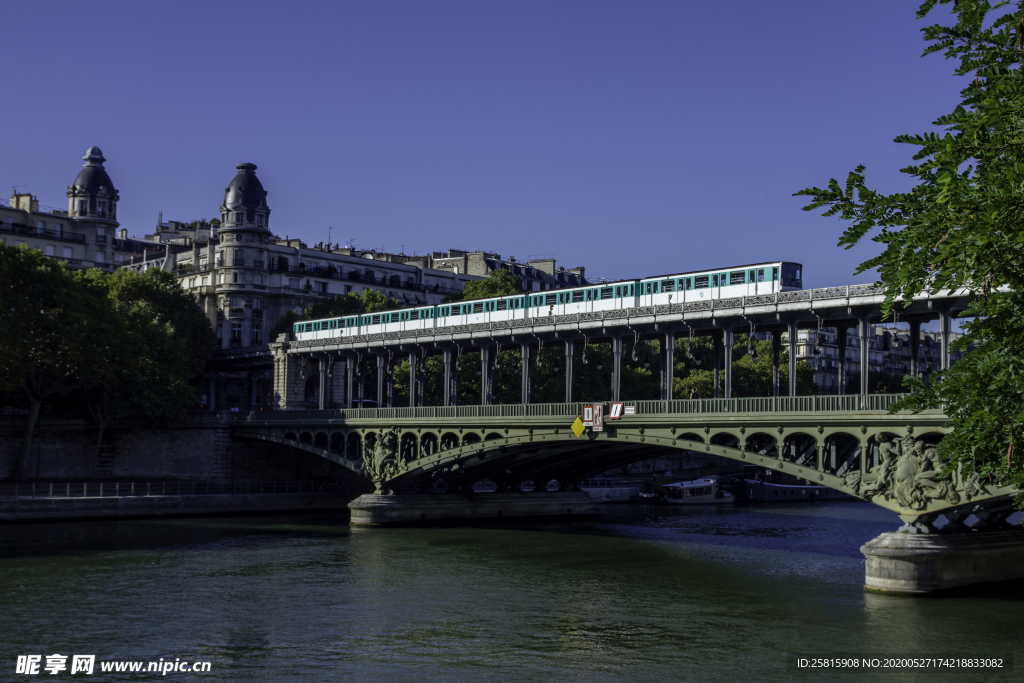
420 433 438 457
744 432 778 457
440 432 459 451
346 432 362 460
782 432 817 468
710 432 739 449
284 432 298 442
462 433 481 446
822 432 861 476
400 433 418 462
676 432 704 446
485 432 503 441
299 432 313 445
330 432 344 453
314 432 328 450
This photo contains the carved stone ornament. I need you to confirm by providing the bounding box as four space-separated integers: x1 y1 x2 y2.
362 428 400 493
843 435 988 510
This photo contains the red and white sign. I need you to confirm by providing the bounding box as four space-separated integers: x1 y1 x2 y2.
608 402 624 420
582 405 594 426
592 403 604 432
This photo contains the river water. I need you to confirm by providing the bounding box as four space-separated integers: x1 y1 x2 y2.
0 502 1019 681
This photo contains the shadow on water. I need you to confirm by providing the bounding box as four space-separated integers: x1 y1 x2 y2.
0 511 350 560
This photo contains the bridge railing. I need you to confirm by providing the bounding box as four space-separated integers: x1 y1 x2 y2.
237 393 914 423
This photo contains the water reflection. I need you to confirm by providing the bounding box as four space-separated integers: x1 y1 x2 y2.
0 504 1019 681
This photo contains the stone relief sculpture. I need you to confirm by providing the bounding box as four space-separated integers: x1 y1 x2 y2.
844 435 988 510
362 428 400 493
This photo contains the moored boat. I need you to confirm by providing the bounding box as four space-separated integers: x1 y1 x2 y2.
742 479 851 502
658 477 735 505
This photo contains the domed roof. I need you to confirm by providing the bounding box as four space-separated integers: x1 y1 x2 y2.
70 145 117 195
222 162 268 211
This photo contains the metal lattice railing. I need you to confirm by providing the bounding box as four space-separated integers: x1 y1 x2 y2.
238 393 919 423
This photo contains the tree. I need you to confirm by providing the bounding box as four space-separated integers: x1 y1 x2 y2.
796 0 1024 492
0 246 102 478
80 269 215 450
451 270 523 302
271 290 401 338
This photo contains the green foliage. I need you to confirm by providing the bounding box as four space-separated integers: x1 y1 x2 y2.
796 0 1024 493
272 289 401 338
0 247 215 477
450 270 523 302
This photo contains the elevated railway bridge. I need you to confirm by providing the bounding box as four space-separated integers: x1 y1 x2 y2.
237 281 1024 593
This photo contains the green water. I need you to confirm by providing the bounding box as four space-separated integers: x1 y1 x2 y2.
0 503 1019 681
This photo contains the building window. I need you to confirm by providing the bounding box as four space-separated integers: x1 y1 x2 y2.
95 252 106 262
45 245 55 256
78 200 86 214
231 320 242 346
62 247 72 258
251 326 262 344
232 272 239 284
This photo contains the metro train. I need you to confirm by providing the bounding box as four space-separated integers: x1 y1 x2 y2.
293 261 803 341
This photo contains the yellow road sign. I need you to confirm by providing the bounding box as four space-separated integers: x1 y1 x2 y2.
570 416 586 438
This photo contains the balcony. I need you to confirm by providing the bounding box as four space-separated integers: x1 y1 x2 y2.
0 222 87 244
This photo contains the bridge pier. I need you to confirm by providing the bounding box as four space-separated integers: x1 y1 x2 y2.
862 529 1024 594
347 492 599 526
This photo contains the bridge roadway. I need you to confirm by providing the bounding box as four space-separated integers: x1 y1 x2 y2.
271 283 970 411
233 393 1016 529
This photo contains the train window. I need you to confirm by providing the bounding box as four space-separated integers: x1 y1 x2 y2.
599 287 612 299
410 310 419 320
730 271 745 285
757 270 766 282
545 293 557 305
496 299 507 311
772 267 779 281
661 279 675 292
695 275 709 288
572 290 584 302
472 302 484 313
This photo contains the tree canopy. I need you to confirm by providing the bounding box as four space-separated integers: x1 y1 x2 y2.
796 0 1024 492
0 246 215 478
449 270 523 302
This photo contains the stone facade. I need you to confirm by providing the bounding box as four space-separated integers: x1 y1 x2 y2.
0 147 151 269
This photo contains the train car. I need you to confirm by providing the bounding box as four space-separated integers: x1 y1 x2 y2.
293 261 803 342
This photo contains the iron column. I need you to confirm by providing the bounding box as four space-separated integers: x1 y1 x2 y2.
787 321 798 397
318 356 327 410
938 310 951 370
859 317 870 396
520 343 532 404
376 354 385 406
723 328 733 399
443 349 454 406
771 329 781 397
909 320 921 377
564 340 575 403
611 336 623 402
345 356 354 408
836 324 848 394
662 331 675 401
408 351 417 407
481 346 491 405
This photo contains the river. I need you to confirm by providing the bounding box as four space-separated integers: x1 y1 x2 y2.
0 502 1019 681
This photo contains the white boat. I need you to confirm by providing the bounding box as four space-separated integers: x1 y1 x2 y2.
659 477 735 505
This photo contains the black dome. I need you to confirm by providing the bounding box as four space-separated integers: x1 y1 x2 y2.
70 146 116 195
223 162 268 211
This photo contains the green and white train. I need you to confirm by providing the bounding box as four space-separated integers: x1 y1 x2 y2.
293 261 803 341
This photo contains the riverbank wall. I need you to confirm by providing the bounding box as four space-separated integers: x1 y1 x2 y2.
0 491 351 522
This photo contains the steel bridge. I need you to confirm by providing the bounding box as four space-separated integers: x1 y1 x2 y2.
269 283 969 411
233 394 1017 529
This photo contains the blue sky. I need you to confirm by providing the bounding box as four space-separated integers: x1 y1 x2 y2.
2 1 962 286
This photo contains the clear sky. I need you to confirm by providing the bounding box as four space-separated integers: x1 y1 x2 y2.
3 0 962 286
